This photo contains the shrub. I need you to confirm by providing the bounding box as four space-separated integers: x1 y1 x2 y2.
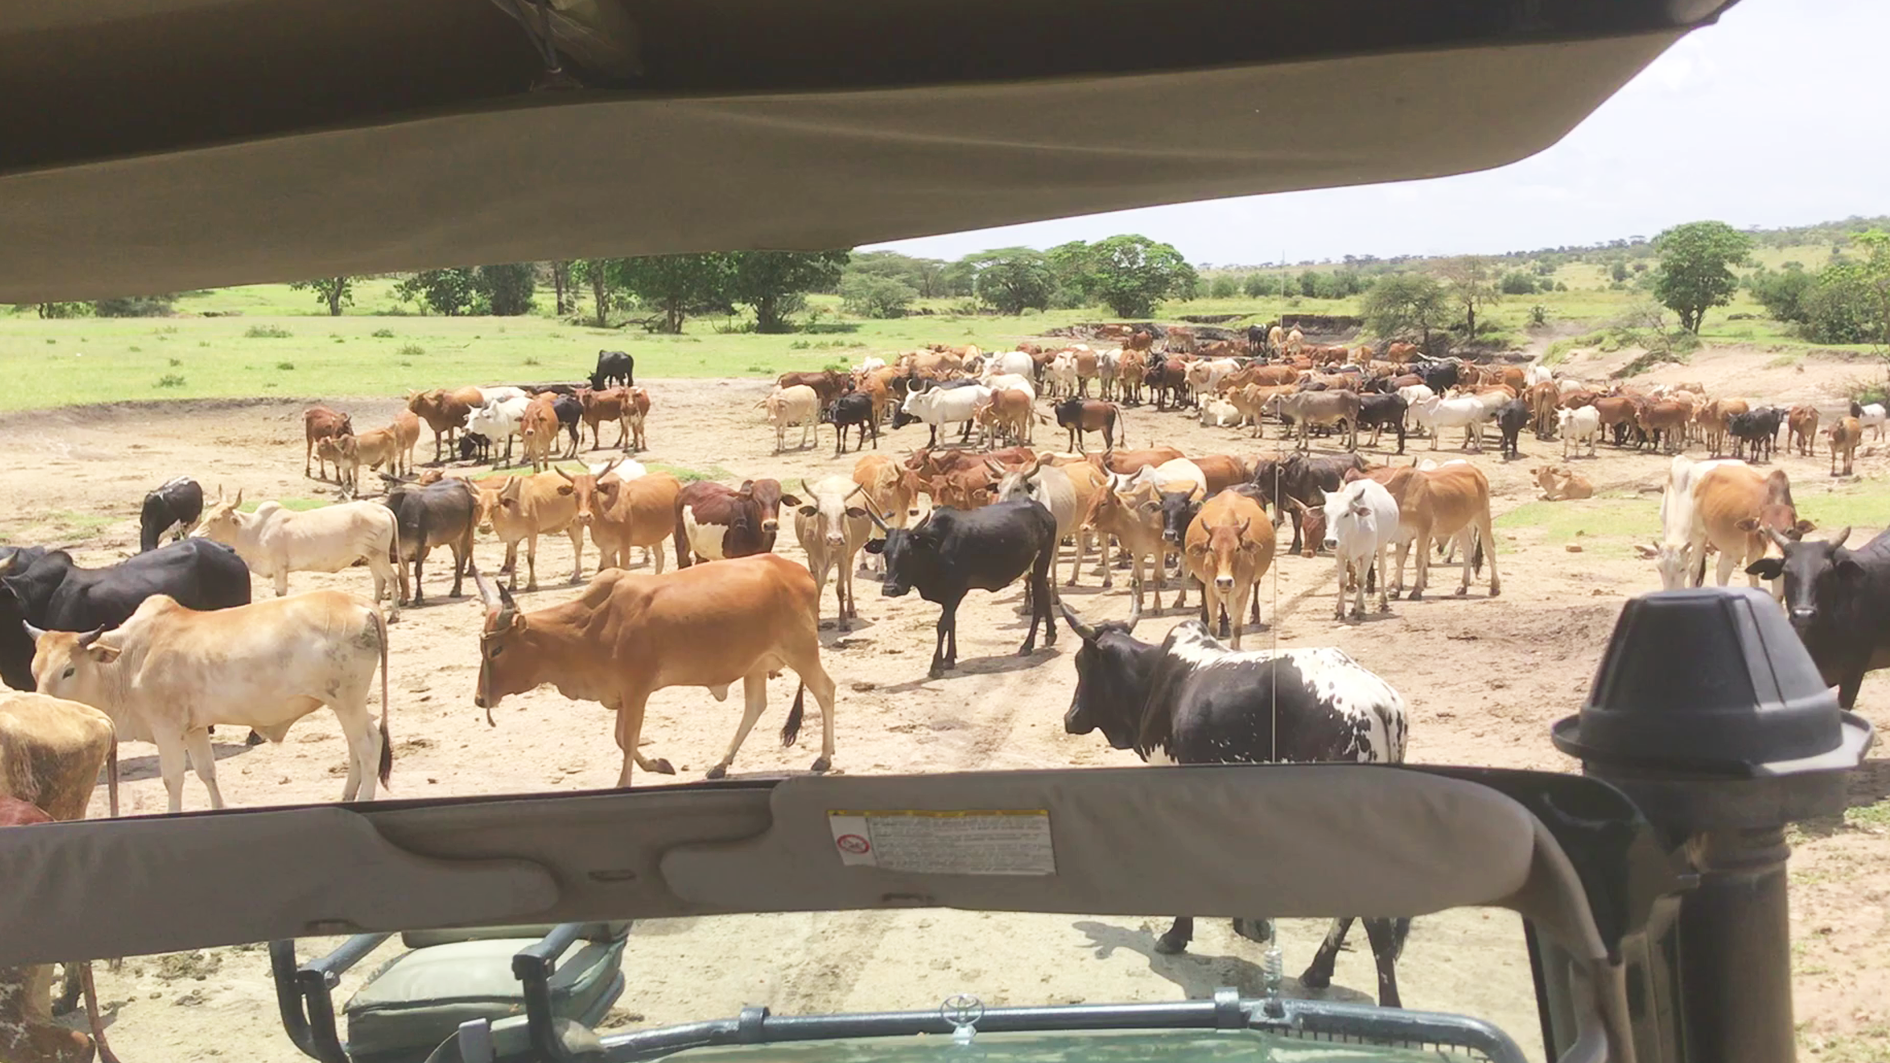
168 357 183 367
245 324 293 338
397 343 425 356
523 356 540 367
371 327 396 338
93 295 175 317
1528 304 1549 327
156 374 186 388
276 361 296 370
840 273 918 318
1500 271 1539 295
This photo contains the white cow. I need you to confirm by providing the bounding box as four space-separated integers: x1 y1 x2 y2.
1045 353 1078 399
1199 397 1243 427
1856 402 1887 440
761 384 820 453
1558 406 1602 459
1097 348 1123 401
1184 358 1241 397
993 459 1083 586
985 350 1035 379
590 457 647 481
1525 365 1555 387
1322 478 1400 621
978 372 1037 403
855 356 887 375
194 493 402 620
898 383 992 447
1651 455 1738 590
464 391 531 465
1412 394 1496 451
1116 458 1208 495
793 476 873 632
30 590 391 812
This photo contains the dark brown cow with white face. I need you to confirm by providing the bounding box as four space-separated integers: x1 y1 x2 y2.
405 388 481 464
303 405 353 480
674 479 801 567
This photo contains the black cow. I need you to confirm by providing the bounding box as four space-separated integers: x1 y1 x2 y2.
0 539 251 692
821 393 879 456
1748 527 1890 709
139 477 205 553
1248 452 1368 556
1418 360 1461 394
864 500 1057 679
1356 393 1408 453
551 395 583 459
1158 488 1203 550
589 350 635 390
459 431 492 463
384 478 478 605
1496 398 1529 461
1729 406 1784 463
1057 599 1412 1006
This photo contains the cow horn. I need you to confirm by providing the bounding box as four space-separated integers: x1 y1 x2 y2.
1058 599 1099 641
21 620 46 643
554 467 575 484
233 488 243 508
1763 526 1792 550
800 478 815 498
470 563 497 608
1124 593 1143 635
75 625 107 649
496 582 517 616
984 459 1006 476
1830 527 1851 550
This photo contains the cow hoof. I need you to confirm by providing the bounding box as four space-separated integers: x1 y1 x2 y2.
1153 933 1189 956
1455 587 1468 597
1408 590 1424 601
811 756 832 773
1490 585 1502 598
928 667 946 680
245 730 266 747
1298 968 1333 991
705 764 728 780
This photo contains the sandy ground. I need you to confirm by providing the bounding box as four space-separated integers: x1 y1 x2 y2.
4 345 1887 1061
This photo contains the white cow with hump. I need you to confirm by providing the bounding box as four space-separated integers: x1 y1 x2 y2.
1322 477 1401 621
792 476 873 632
29 590 392 812
194 493 403 621
1651 455 1738 591
761 384 821 453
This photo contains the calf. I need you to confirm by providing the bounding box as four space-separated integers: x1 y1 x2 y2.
1534 464 1595 501
1829 416 1862 476
1636 399 1691 455
590 349 635 389
864 500 1057 678
578 386 635 450
195 494 402 619
139 476 204 552
675 479 799 567
1787 405 1820 457
333 424 404 495
383 478 478 604
32 590 391 811
1321 478 1399 621
547 394 584 458
1086 481 1181 612
1181 489 1274 647
1057 601 1411 1006
303 405 353 480
390 409 421 474
1747 527 1890 707
1496 397 1529 460
793 477 872 631
815 392 877 456
473 472 582 591
972 389 1036 448
1053 398 1121 452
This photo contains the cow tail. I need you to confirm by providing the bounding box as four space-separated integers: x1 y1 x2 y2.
1471 528 1485 577
1111 404 1126 447
106 730 120 819
780 683 807 748
373 606 394 788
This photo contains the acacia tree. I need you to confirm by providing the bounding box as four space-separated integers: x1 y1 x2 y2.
1087 235 1195 317
475 263 537 316
290 276 355 316
726 250 849 332
963 248 1054 314
610 254 732 333
1433 256 1500 336
1362 273 1449 348
394 269 478 316
1652 221 1752 333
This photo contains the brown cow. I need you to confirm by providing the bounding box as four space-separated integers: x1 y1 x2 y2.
405 388 481 464
1533 464 1595 501
1361 463 1501 600
674 479 799 566
304 405 353 480
1189 454 1252 494
1087 481 1179 611
1182 490 1274 649
520 394 562 472
332 425 403 496
1053 399 1121 452
624 386 652 451
1115 349 1148 405
577 386 634 450
1525 383 1560 439
777 370 849 407
471 556 836 786
1267 390 1361 451
1788 405 1821 457
1829 416 1862 476
1590 396 1639 446
973 388 1039 448
1384 342 1421 363
1087 446 1185 477
1635 399 1693 454
474 471 582 590
573 468 680 574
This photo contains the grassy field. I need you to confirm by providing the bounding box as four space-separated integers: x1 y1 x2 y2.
3 254 1873 412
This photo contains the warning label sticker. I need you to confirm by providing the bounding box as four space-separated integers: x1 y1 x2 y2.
826 809 1055 875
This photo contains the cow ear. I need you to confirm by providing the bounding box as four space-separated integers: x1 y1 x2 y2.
1735 517 1759 532
557 484 575 496
798 505 818 517
1745 558 1784 580
86 642 122 664
1793 519 1816 538
863 539 885 555
1836 558 1867 581
845 507 869 520
779 494 802 508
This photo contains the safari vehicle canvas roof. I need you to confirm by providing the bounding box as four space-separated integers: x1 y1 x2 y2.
0 0 1737 302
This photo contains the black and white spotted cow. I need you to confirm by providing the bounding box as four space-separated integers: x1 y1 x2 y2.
1058 598 1413 1008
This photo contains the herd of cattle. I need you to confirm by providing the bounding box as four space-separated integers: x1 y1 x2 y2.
2 330 1887 1055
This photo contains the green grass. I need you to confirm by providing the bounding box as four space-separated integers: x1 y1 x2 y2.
1795 486 1890 532
237 498 329 512
1494 496 1656 544
647 463 736 483
1845 799 1890 830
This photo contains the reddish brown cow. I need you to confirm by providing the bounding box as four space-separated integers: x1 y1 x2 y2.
405 387 481 464
776 370 849 407
1635 399 1693 454
1053 399 1122 452
304 405 353 480
578 386 633 450
1590 396 1639 444
1788 405 1820 456
674 479 800 566
1087 446 1186 477
1189 454 1251 494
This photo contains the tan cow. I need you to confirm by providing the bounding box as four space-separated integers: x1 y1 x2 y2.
471 556 837 787
1640 459 1812 589
1829 416 1862 476
406 387 482 464
332 424 404 495
32 590 391 812
1361 463 1501 599
1533 464 1595 501
760 384 821 454
390 409 421 475
474 471 582 590
570 467 679 575
1788 405 1820 457
303 405 353 481
972 388 1038 448
1181 490 1274 648
519 394 561 472
1189 454 1252 494
1087 481 1179 611
793 476 872 631
195 494 402 619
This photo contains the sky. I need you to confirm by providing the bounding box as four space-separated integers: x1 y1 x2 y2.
864 0 1886 268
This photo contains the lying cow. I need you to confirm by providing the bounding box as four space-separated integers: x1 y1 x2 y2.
31 590 392 812
195 492 402 620
1057 599 1412 1006
140 476 205 552
1534 464 1595 501
470 556 837 785
865 500 1058 679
